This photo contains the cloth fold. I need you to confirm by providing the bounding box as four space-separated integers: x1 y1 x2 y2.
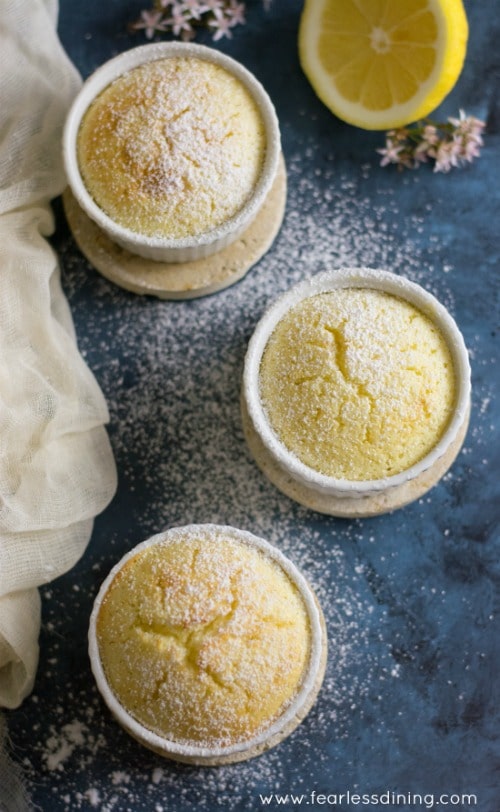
0 0 118 807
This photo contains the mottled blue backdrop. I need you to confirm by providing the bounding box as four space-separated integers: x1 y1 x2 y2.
7 1 499 810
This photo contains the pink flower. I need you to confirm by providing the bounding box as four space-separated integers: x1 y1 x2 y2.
208 9 234 39
449 109 485 141
165 6 194 36
458 136 482 163
179 0 205 19
421 124 439 146
128 0 283 42
433 140 461 173
131 9 166 38
377 143 403 167
379 111 486 173
448 110 486 166
226 0 246 26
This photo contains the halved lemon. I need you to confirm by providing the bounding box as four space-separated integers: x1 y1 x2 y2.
298 0 468 130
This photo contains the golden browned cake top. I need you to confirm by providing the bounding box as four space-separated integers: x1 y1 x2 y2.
96 527 311 748
77 57 266 239
259 287 456 481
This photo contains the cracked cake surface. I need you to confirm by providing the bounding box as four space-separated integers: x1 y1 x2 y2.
259 287 456 481
77 56 266 240
95 526 311 748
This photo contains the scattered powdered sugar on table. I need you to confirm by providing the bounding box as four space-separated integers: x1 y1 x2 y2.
12 145 487 810
43 720 90 772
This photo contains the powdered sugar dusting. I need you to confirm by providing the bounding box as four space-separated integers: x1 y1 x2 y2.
258 287 455 480
78 56 266 239
93 527 315 751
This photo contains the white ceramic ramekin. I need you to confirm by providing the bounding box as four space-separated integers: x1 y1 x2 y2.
88 524 327 765
242 268 471 516
63 43 281 263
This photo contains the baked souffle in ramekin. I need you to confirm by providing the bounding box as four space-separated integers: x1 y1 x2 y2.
242 268 471 515
89 524 327 764
64 43 281 262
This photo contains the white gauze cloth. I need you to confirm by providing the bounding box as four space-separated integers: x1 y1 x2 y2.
0 0 117 711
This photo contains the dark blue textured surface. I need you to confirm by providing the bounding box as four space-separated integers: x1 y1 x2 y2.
6 1 500 810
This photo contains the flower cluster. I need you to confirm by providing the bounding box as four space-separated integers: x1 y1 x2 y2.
378 111 486 173
130 0 249 42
